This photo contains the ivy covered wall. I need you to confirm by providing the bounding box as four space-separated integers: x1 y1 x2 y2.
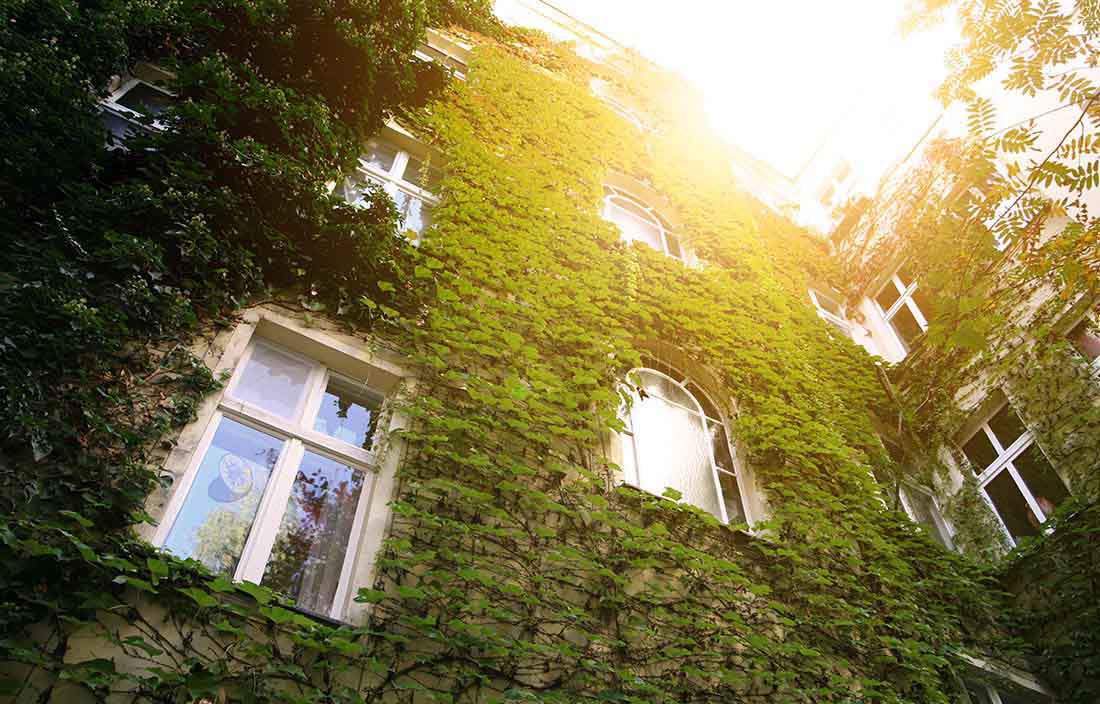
0 2 1077 702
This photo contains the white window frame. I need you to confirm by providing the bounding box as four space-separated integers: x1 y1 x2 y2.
414 28 471 79
963 404 1064 546
152 335 393 621
960 652 1055 703
873 269 928 351
336 133 441 242
101 76 176 133
898 483 954 549
808 288 851 333
601 185 686 262
618 365 752 526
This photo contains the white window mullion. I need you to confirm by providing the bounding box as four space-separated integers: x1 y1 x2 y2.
984 424 1007 457
703 412 730 526
884 294 906 321
235 439 304 585
391 150 411 181
905 296 928 329
300 367 330 427
329 468 374 619
1004 461 1048 523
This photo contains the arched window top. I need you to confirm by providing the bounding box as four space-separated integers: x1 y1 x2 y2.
621 360 747 525
601 185 684 261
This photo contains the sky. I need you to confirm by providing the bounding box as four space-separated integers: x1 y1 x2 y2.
496 1 959 183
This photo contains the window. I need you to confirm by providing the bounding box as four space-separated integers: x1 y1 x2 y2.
153 338 387 619
960 403 1069 543
602 186 684 261
1066 315 1100 371
900 484 953 548
619 362 748 525
964 680 1043 704
100 76 176 144
808 288 850 333
873 266 930 351
415 29 471 79
334 135 441 240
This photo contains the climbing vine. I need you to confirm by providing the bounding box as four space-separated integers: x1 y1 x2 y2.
0 4 1067 704
832 2 1100 699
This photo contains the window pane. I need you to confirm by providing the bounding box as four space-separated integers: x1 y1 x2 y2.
631 394 722 518
890 304 923 348
263 451 366 615
987 405 1027 450
116 82 174 116
636 369 695 410
163 419 281 575
232 343 312 419
962 430 999 474
1012 443 1069 518
1068 319 1100 363
402 154 442 192
718 469 746 525
708 420 735 471
985 470 1040 541
313 379 379 450
100 109 141 144
362 140 399 173
393 190 432 237
604 197 663 252
875 282 901 312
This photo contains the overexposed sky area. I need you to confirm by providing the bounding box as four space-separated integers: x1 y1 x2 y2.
518 1 957 179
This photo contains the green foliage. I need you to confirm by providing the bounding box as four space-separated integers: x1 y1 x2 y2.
0 4 1051 704
840 2 1100 700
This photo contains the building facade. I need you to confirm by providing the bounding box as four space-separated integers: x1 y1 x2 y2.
0 2 1093 703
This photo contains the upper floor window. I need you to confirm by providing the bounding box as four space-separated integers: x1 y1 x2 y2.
960 402 1069 543
873 266 930 351
619 363 748 525
334 134 441 240
415 28 471 79
154 337 389 619
808 288 850 333
100 74 176 145
602 186 684 261
1067 314 1100 370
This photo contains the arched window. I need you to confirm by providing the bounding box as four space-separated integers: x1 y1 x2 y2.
601 186 683 260
620 363 747 524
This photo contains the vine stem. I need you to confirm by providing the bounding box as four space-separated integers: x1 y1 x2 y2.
988 89 1100 233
